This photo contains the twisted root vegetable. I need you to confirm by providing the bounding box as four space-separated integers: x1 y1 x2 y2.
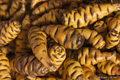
10 55 50 77
32 0 83 15
32 9 66 26
29 27 66 70
28 26 52 68
63 58 84 80
40 25 85 49
77 47 116 66
97 60 120 75
0 53 11 80
62 3 120 28
0 20 21 46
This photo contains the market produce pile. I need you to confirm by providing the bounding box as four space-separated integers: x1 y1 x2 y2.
1 0 120 80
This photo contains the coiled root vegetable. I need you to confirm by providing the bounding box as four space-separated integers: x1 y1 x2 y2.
82 66 100 80
32 9 66 26
48 44 66 69
58 58 84 80
62 58 84 80
0 53 11 80
32 0 83 15
28 26 52 68
77 29 105 49
97 60 120 75
15 15 31 57
29 26 66 70
0 20 21 47
77 47 116 66
62 3 120 28
10 55 50 77
32 0 63 15
106 29 119 49
40 25 85 49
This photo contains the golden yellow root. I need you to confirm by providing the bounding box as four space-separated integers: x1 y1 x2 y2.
28 26 53 69
40 25 85 49
62 3 120 28
63 58 84 80
32 9 66 26
32 0 82 15
0 20 21 46
77 47 116 66
97 60 120 75
0 53 11 80
10 55 50 77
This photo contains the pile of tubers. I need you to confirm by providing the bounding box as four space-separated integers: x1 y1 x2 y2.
0 0 120 80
